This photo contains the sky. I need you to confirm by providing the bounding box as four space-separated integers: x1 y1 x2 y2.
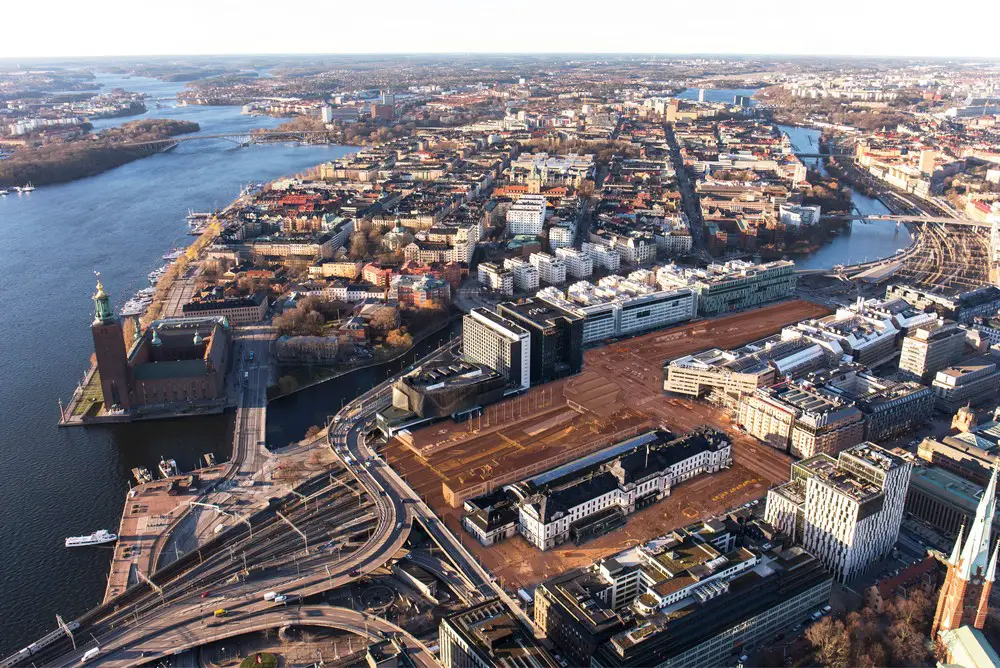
4 0 999 60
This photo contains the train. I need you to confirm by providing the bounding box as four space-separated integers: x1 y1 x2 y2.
1 621 80 668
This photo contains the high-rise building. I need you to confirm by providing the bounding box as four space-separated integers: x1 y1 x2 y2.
497 298 583 384
439 598 558 668
462 308 531 390
765 443 911 582
898 319 966 383
931 464 1000 638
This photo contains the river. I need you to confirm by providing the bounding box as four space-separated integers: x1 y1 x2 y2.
675 88 910 269
777 124 911 270
0 74 355 655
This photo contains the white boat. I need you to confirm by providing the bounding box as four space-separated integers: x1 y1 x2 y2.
21 182 34 192
162 249 186 261
0 189 8 196
65 529 117 548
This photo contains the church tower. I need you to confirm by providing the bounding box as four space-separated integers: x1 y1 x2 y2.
932 462 1000 638
90 275 132 410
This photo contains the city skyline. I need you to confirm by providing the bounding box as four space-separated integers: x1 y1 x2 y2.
3 0 1000 60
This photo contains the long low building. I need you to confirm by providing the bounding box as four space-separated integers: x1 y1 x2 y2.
538 283 697 345
462 428 732 551
664 336 827 406
656 259 796 316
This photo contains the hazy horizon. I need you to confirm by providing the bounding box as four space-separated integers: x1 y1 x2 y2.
5 0 999 60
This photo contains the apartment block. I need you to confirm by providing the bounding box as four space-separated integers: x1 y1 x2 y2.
505 194 547 235
555 247 594 279
477 262 513 296
529 252 567 285
582 241 621 273
502 257 540 292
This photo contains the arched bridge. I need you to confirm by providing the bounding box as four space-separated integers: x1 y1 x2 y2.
119 130 335 149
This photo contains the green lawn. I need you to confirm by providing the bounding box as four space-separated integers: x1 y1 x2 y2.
72 369 104 416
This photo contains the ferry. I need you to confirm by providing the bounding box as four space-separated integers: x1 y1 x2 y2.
132 467 154 485
65 529 117 548
162 249 187 261
158 457 179 479
187 210 213 223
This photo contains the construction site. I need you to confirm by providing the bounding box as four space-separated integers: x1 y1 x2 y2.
380 299 829 587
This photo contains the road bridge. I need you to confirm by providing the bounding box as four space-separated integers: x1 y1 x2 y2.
819 213 989 227
792 152 852 158
54 605 437 668
119 130 336 149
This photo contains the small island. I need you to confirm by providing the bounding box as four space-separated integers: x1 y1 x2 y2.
0 118 200 187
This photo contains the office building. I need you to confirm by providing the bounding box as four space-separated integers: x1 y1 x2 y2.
655 260 796 316
736 381 865 458
765 444 911 582
931 356 1000 412
182 288 269 325
502 257 540 292
931 465 1000 638
812 365 935 442
665 336 826 406
534 518 743 667
886 284 1000 324
555 247 594 279
497 298 584 384
540 281 697 345
906 465 1000 540
506 194 547 236
898 320 966 383
462 308 531 390
529 252 567 285
585 544 832 668
439 598 558 668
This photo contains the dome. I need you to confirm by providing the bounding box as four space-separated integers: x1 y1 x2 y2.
151 327 162 347
193 331 204 346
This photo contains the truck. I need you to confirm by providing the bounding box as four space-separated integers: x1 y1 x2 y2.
263 591 277 601
80 648 101 664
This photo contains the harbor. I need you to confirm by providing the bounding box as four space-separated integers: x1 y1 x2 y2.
0 71 354 656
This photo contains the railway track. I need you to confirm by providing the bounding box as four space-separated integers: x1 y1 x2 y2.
15 471 374 666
